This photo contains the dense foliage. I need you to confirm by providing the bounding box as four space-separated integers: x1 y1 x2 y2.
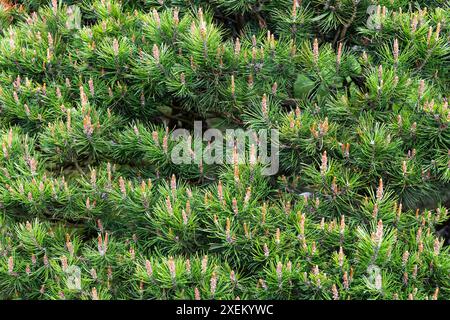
0 0 449 300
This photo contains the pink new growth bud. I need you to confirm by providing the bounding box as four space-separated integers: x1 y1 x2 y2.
225 217 233 242
47 32 54 49
269 82 277 95
418 80 425 100
119 177 126 195
149 131 158 146
162 134 168 153
9 29 16 51
145 259 153 277
7 128 13 148
251 47 257 62
96 219 103 233
375 274 382 291
313 38 319 64
234 38 241 56
182 199 191 216
217 180 223 202
276 262 283 282
338 247 344 267
393 38 399 63
186 259 191 274
319 117 328 136
232 198 238 215
244 187 252 205
8 256 14 274
166 196 173 215
261 203 267 224
167 257 176 279
343 271 349 289
332 284 339 300
90 169 97 187
86 197 91 210
88 78 95 96
152 9 160 27
402 160 407 175
13 75 21 90
113 38 119 56
376 178 383 201
298 212 305 236
312 265 319 275
230 270 236 284
373 220 384 246
52 0 58 14
91 287 99 300
337 42 343 66
2 142 8 159
13 90 19 103
91 268 98 280
210 272 217 297
263 243 269 257
292 0 300 18
152 44 160 63
411 15 418 33
182 210 188 225
435 23 441 41
80 85 89 108
97 233 109 256
434 238 441 255
311 241 317 255
173 8 179 25
201 255 208 274
432 288 439 300
320 151 328 176
259 279 268 290
248 73 254 87
427 26 433 46
372 203 379 219
261 94 268 116
28 157 37 175
234 165 240 183
250 34 256 47
412 265 418 278
199 18 207 39
402 251 410 266
194 287 201 300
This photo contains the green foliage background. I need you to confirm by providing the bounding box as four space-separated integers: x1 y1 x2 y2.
0 0 448 300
